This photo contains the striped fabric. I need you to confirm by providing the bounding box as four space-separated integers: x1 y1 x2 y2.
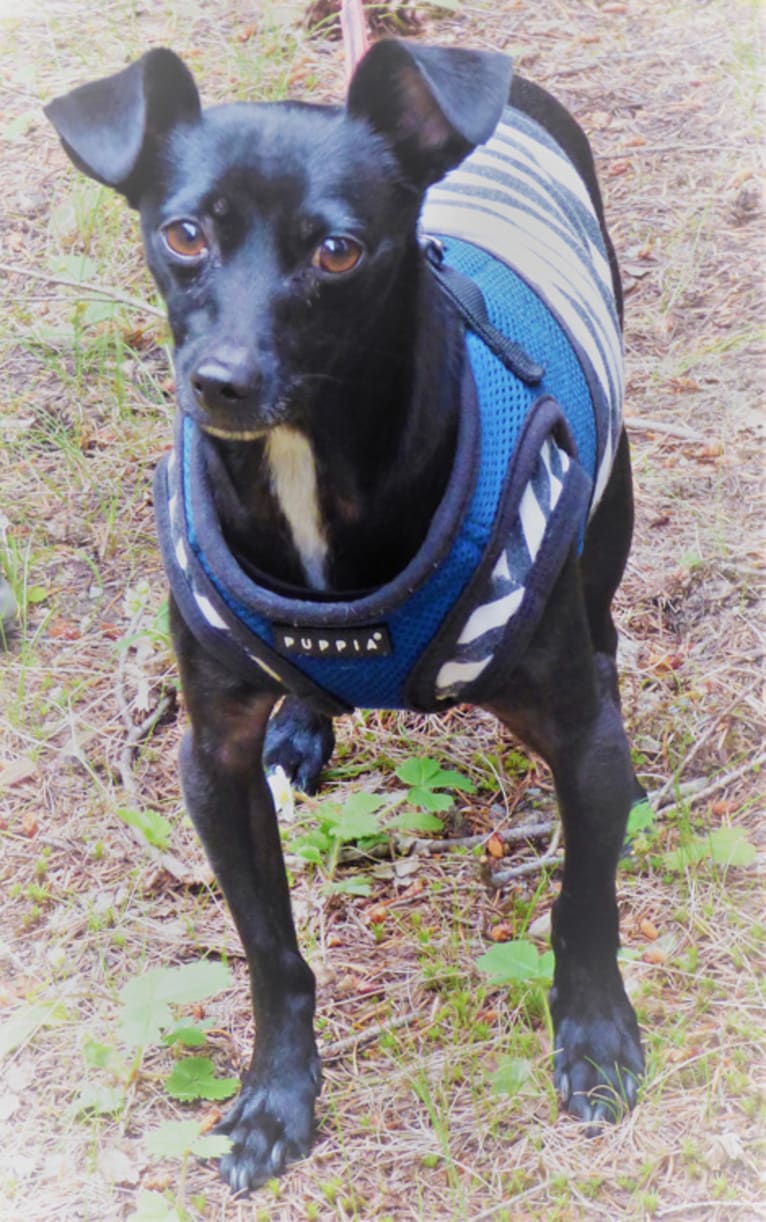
422 106 623 702
434 437 572 698
421 105 623 507
165 448 288 688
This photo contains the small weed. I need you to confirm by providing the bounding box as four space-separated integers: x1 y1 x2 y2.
118 806 174 851
136 1122 231 1219
488 1056 533 1098
286 755 474 895
662 825 756 872
73 959 234 1122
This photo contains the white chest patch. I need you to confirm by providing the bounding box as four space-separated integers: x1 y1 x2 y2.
265 427 328 590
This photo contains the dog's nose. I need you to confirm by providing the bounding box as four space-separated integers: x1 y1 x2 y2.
191 356 261 413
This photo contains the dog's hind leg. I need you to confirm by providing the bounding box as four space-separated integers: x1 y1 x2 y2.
263 698 335 795
485 551 644 1127
580 429 647 808
580 428 633 664
170 602 321 1192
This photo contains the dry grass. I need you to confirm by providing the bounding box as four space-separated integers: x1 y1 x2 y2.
1 1 764 1219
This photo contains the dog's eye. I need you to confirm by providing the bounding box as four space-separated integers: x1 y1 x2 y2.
311 236 364 276
162 219 209 260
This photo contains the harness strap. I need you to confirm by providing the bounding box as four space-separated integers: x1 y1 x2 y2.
424 239 545 387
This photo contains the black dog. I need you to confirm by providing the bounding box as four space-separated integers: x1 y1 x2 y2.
46 39 646 1192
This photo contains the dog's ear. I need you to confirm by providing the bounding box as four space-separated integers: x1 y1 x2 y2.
347 40 512 189
44 48 200 204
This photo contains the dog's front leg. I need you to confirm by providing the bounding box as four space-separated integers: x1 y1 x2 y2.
543 667 644 1126
486 558 644 1127
172 605 320 1192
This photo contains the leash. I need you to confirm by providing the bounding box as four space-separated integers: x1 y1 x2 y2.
341 0 369 82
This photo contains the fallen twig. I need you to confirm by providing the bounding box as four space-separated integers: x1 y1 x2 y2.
651 683 762 808
322 1009 420 1060
118 695 173 802
0 260 164 318
597 142 733 159
411 818 556 855
653 751 766 820
625 415 708 443
487 825 563 888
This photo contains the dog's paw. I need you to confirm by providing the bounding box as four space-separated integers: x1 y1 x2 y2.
215 1057 321 1194
263 698 335 795
551 984 644 1130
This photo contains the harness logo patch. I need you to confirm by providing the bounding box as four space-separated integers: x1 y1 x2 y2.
274 624 392 659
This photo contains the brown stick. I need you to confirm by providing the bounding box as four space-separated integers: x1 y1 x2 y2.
322 1009 419 1059
341 0 369 84
0 260 164 319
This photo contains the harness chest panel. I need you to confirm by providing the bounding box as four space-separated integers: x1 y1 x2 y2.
155 103 623 715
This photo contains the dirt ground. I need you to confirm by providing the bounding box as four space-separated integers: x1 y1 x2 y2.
0 1 764 1219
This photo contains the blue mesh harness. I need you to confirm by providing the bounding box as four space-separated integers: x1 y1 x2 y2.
154 106 623 716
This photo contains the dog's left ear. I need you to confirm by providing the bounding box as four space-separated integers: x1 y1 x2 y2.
347 39 512 189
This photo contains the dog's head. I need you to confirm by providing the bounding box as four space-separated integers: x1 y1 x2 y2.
45 41 511 440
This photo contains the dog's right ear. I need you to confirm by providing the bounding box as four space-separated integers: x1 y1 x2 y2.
347 39 512 190
44 48 200 204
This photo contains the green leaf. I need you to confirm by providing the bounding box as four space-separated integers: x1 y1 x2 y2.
331 807 385 844
81 299 121 325
145 1120 232 1161
390 810 444 834
476 940 554 985
489 1057 532 1096
126 1188 183 1222
82 1038 124 1071
318 792 387 843
118 807 173 850
395 757 442 786
663 826 756 871
626 800 655 837
49 254 100 282
662 839 707 870
0 1001 67 1059
118 997 173 1048
162 1023 209 1048
118 961 232 1047
342 791 387 818
145 1120 201 1159
121 960 232 1008
25 585 49 605
164 1057 239 1102
73 1083 126 1116
433 769 476 794
290 827 333 858
407 787 453 812
291 842 325 866
396 757 475 806
322 877 372 897
190 1132 233 1159
708 827 757 867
